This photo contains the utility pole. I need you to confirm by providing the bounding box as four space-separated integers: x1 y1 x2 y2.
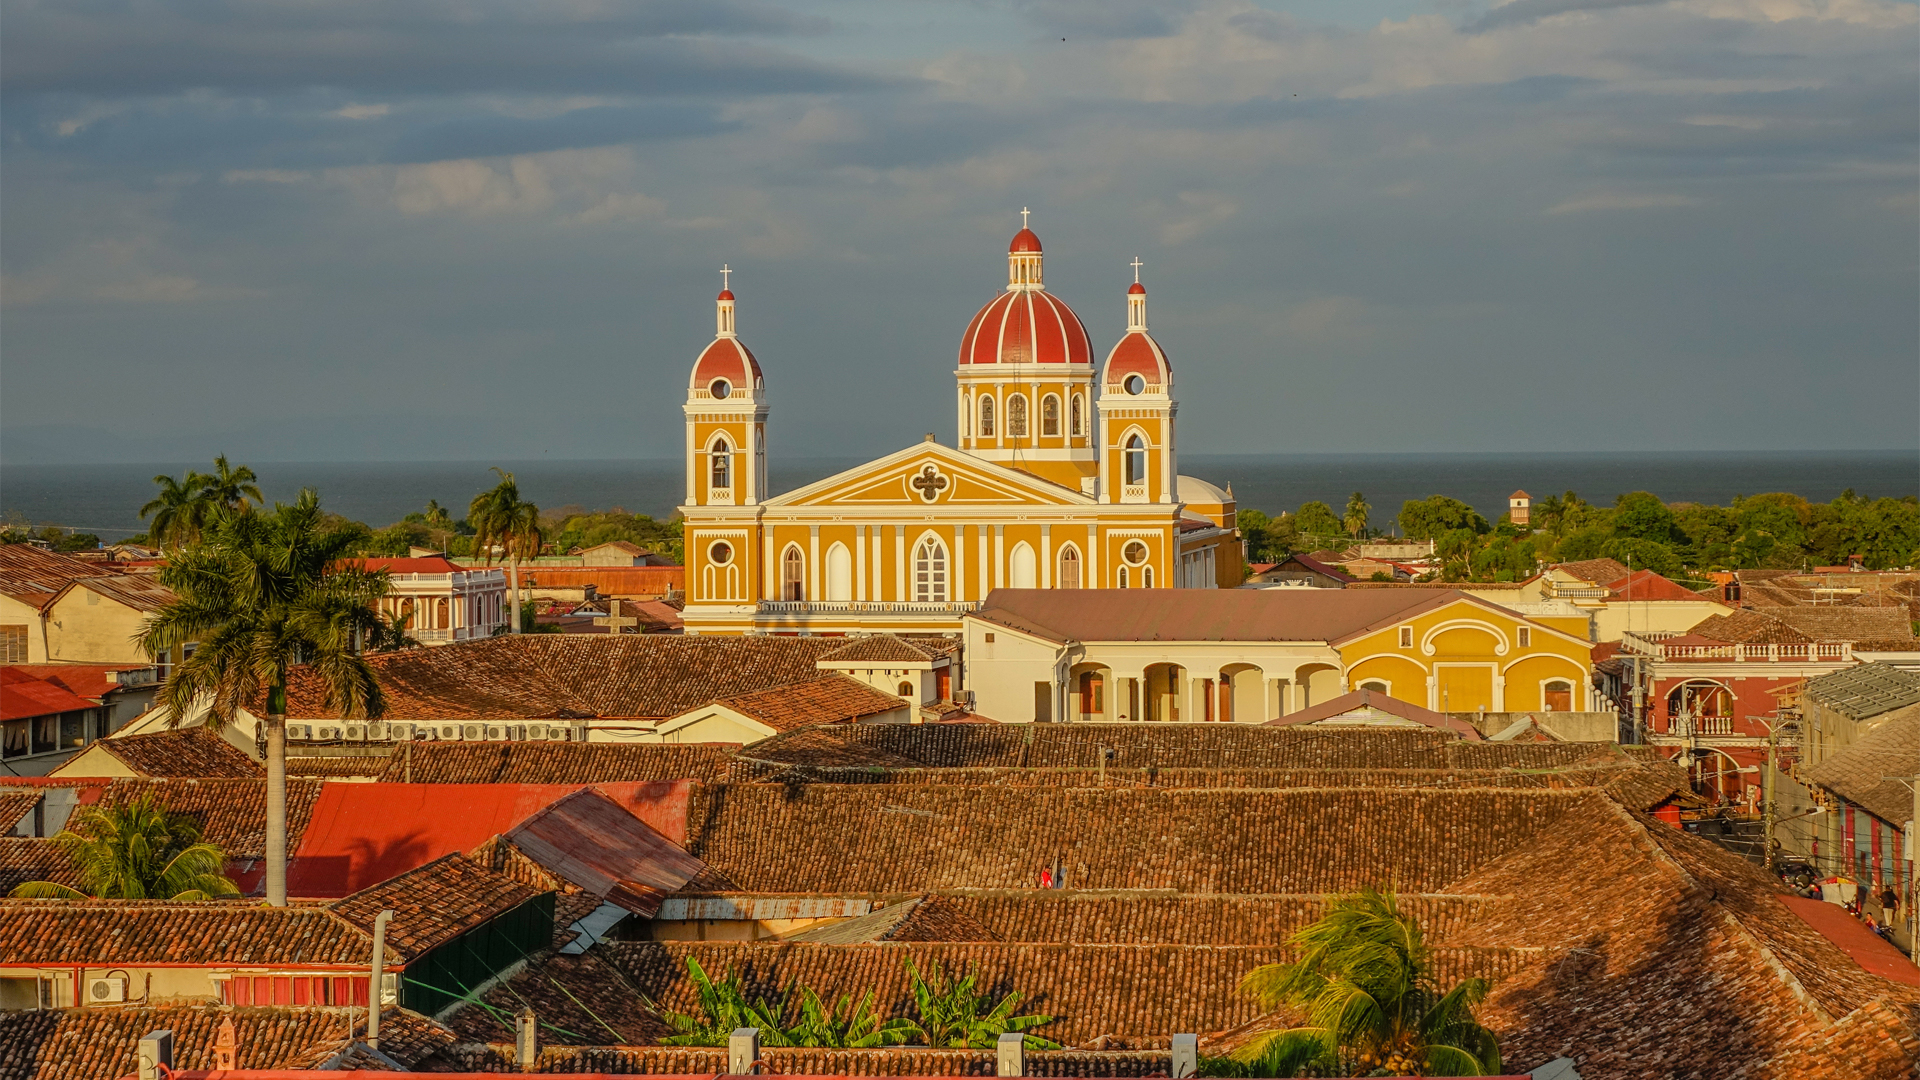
1763 720 1779 871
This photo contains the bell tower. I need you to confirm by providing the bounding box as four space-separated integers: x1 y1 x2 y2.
1097 267 1176 505
684 266 768 508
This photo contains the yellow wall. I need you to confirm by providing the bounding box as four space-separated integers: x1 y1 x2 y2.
1338 599 1594 713
44 587 155 665
1 595 44 663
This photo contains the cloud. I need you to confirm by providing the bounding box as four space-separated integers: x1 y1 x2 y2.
335 103 391 120
1467 0 1672 34
1545 192 1704 213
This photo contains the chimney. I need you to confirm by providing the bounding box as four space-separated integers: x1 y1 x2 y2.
515 1009 538 1070
729 1028 760 1075
137 1031 174 1080
996 1032 1026 1076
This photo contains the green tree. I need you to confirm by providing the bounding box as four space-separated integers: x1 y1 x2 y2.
1398 497 1489 542
469 469 542 634
1343 492 1370 539
1603 537 1680 578
657 958 916 1048
903 959 1060 1050
10 794 238 900
1731 496 1808 568
199 455 264 513
140 469 213 550
1233 888 1500 1078
1610 492 1680 545
1295 502 1345 544
1554 525 1610 563
140 490 388 906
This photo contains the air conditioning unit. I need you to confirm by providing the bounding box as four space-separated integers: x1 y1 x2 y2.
436 723 462 741
461 723 485 741
411 726 437 741
285 723 313 741
387 722 413 741
315 724 342 741
87 977 126 1003
486 723 524 741
550 725 580 743
527 723 550 741
365 722 389 741
342 723 367 742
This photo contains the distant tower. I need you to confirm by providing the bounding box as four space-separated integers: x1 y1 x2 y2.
1097 270 1176 506
684 266 767 508
1510 490 1532 527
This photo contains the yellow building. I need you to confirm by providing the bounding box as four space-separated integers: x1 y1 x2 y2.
678 222 1243 636
1335 593 1597 714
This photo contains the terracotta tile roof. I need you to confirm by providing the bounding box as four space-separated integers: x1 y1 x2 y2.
0 899 378 966
447 949 670 1046
277 634 852 721
93 778 325 861
0 790 40 832
287 755 391 779
974 587 1443 644
0 837 77 893
328 852 545 961
817 634 948 664
1554 557 1631 585
709 674 907 732
1694 607 1916 645
1266 688 1485 739
0 544 115 608
681 784 1583 895
522 1046 1181 1076
375 741 735 784
90 728 262 778
1804 663 1920 722
1800 712 1920 824
0 1006 362 1080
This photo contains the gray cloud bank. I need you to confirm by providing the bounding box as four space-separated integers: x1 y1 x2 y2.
2 0 1914 463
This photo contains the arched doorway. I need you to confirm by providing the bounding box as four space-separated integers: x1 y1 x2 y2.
1221 664 1265 724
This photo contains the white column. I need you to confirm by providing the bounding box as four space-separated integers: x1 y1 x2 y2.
895 526 907 602
872 528 885 601
1087 524 1100 590
993 526 1005 590
808 526 821 603
1040 525 1052 589
1097 408 1111 503
1160 421 1173 504
978 529 991 600
685 420 698 504
953 525 966 602
856 526 867 602
1493 674 1506 712
994 384 1004 448
1426 675 1438 711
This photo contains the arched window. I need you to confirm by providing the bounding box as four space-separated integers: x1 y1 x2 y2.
1143 565 1154 589
1118 566 1130 589
1008 395 1028 437
1360 680 1388 693
711 439 731 490
1124 435 1147 485
825 542 852 602
1057 546 1081 589
782 546 804 601
1009 542 1037 589
898 681 914 697
979 397 996 437
1042 395 1060 436
1544 680 1573 712
914 538 948 602
1070 395 1084 436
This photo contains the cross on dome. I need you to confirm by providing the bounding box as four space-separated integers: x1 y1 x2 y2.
1021 207 1031 229
720 264 731 291
1130 257 1143 284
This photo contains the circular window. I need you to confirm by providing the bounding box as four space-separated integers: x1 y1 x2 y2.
710 379 732 400
1124 374 1145 395
1122 541 1149 565
708 542 733 565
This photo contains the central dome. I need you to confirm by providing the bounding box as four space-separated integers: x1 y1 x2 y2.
957 227 1093 366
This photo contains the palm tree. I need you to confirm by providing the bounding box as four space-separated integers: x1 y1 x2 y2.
468 468 541 634
368 608 421 652
140 469 212 549
10 794 239 900
140 489 388 906
1344 492 1371 540
1232 888 1500 1077
199 455 264 513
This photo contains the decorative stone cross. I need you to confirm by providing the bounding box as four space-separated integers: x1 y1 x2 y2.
1021 207 1031 228
594 614 640 633
720 264 731 290
1130 257 1143 283
911 465 949 503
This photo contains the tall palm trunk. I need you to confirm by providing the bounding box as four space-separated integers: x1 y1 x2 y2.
265 684 288 907
509 555 521 633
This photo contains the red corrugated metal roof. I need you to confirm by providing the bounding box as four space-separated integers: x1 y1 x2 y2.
504 787 706 916
0 668 101 721
1780 895 1920 986
286 779 693 897
347 556 466 574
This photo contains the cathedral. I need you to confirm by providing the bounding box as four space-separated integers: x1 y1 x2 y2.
677 219 1244 636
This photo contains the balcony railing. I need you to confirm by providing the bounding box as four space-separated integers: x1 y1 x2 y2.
756 601 982 616
1671 715 1735 736
1622 632 1851 664
411 626 500 644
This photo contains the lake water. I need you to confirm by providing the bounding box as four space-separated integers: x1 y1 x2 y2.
2 451 1913 538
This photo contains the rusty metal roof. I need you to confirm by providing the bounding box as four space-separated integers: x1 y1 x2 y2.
503 787 707 917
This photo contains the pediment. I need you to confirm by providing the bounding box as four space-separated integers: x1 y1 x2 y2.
766 444 1093 509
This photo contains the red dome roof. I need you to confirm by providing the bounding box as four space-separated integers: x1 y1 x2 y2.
1009 228 1042 254
959 289 1091 366
1127 282 1146 295
716 289 735 301
692 337 762 389
1103 331 1170 386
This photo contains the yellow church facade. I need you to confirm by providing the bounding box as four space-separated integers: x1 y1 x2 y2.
678 223 1244 637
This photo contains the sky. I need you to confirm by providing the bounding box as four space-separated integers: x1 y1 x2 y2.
2 0 1915 464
